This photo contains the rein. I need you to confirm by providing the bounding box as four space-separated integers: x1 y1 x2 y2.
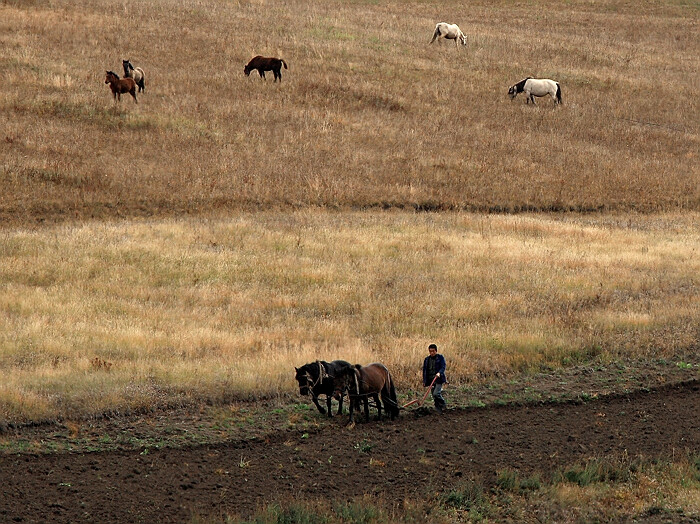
303 361 332 396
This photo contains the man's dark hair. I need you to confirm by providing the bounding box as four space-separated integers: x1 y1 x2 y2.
428 343 437 351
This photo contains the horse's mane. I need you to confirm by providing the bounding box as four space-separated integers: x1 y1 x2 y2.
515 77 532 90
106 70 120 79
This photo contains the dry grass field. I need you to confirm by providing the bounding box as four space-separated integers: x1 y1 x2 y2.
0 0 698 226
0 0 699 411
1 212 698 422
1 0 699 421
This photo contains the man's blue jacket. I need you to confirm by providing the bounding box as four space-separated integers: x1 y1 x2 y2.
422 353 446 387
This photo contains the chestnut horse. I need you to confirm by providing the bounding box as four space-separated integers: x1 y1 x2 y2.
334 363 399 425
104 71 137 103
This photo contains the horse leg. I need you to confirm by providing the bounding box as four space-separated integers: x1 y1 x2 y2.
346 395 356 425
311 394 326 415
374 394 383 421
130 88 138 104
325 394 334 417
336 392 344 416
259 70 265 80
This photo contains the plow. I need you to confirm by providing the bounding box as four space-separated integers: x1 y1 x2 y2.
401 375 438 409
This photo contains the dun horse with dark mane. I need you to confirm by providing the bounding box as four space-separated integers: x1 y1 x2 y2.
104 71 137 103
122 60 146 93
244 56 288 82
334 363 399 425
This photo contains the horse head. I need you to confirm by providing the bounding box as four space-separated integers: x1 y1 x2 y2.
332 366 358 399
105 71 119 84
294 365 313 395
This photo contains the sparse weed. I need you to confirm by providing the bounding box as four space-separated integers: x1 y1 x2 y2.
354 439 373 454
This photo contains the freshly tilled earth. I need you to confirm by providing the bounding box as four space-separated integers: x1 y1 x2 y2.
1 380 698 523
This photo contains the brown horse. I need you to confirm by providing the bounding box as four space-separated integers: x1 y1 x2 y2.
334 363 399 425
104 71 137 103
243 56 288 82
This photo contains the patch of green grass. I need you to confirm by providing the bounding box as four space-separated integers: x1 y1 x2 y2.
553 456 637 487
333 501 382 523
308 24 357 42
353 439 373 454
237 503 328 524
442 478 489 516
496 468 542 494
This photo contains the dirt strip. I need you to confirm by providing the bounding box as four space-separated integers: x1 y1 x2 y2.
1 380 698 523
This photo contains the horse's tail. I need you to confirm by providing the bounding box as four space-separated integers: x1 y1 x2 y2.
281 59 288 69
136 67 145 92
382 372 400 418
429 26 440 44
556 83 562 104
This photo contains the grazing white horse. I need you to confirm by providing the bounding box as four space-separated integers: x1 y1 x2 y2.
429 22 467 47
508 78 561 105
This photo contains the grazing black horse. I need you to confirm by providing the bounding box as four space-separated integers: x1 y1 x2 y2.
294 360 354 417
244 56 288 82
333 363 400 425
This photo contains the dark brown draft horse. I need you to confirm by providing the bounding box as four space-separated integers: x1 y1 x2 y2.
244 56 288 82
294 360 354 417
334 363 399 425
104 71 137 103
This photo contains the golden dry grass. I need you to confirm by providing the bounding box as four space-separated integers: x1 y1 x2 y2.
0 0 698 422
0 0 698 226
1 212 698 422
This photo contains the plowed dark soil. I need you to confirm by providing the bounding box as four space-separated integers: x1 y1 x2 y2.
1 380 698 523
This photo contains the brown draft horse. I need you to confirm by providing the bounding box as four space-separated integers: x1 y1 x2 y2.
243 56 288 82
104 71 137 103
334 363 399 425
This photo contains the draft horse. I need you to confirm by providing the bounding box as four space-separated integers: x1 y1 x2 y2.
104 71 137 103
508 77 561 105
334 363 400 425
294 360 354 417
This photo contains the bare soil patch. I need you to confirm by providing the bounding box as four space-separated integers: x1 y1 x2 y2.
1 372 698 522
